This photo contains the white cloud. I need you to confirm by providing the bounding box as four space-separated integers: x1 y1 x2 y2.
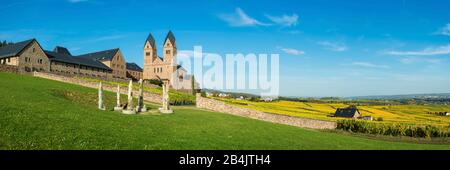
278 47 304 56
266 14 299 27
68 0 88 3
436 23 450 36
399 57 443 64
219 8 271 27
317 41 348 52
351 62 389 69
81 35 125 43
387 44 450 56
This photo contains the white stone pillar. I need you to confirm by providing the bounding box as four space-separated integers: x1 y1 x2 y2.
159 79 173 114
114 84 122 111
136 79 146 112
98 82 105 110
122 80 136 114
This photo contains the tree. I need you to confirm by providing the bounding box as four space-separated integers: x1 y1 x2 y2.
148 79 163 87
191 75 196 95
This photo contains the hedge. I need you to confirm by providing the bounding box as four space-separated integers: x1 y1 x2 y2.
336 119 449 138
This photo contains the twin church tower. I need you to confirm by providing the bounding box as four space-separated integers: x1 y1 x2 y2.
143 31 194 90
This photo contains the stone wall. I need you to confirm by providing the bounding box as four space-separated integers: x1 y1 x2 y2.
196 93 337 129
0 64 19 73
34 72 162 103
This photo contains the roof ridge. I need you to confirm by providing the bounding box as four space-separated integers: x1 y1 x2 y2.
163 30 176 45
0 39 35 58
145 33 156 48
76 48 119 61
77 48 118 56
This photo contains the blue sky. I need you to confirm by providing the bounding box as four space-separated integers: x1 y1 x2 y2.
1 0 450 97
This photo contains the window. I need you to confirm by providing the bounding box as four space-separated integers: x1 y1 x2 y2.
146 52 150 56
7 58 10 62
32 48 35 53
154 68 156 73
166 50 170 54
160 67 163 72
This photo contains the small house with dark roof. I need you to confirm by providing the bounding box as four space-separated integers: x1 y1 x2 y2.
334 107 361 118
126 62 143 80
0 39 49 73
77 48 126 79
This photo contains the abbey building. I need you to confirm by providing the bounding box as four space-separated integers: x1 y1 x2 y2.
143 31 197 90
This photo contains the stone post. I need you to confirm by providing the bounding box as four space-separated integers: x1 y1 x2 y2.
98 82 106 110
196 92 202 108
122 80 136 114
159 79 173 114
114 84 122 111
136 79 147 112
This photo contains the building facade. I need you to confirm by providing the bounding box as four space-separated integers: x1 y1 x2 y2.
1 35 198 90
126 62 143 81
143 31 197 90
77 48 127 79
143 31 178 80
0 39 50 73
45 46 112 78
0 39 115 79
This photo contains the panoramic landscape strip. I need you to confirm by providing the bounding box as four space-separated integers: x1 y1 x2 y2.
1 0 450 168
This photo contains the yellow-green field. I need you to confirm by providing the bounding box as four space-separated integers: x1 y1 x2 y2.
215 98 450 127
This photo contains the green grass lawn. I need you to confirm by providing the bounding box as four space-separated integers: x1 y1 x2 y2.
77 76 196 105
0 72 450 150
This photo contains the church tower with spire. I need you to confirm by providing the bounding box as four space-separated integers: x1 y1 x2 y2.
143 33 157 80
142 31 196 90
163 31 177 67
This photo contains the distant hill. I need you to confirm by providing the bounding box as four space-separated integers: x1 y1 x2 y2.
201 88 450 101
346 93 450 100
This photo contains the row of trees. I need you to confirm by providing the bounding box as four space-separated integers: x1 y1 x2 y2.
0 40 14 48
